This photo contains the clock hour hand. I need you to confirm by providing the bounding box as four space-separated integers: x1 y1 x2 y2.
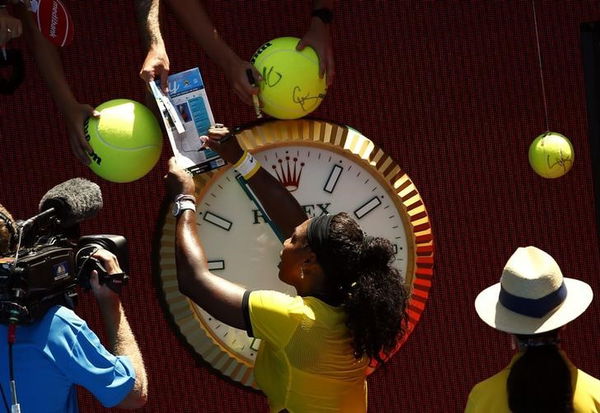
235 174 286 243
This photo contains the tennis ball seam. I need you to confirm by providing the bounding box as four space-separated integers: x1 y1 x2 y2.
255 49 320 67
92 118 161 151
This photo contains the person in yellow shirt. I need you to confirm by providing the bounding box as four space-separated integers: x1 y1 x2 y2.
465 246 600 413
165 125 409 413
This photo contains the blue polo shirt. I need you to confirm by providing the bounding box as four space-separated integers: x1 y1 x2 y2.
0 305 135 413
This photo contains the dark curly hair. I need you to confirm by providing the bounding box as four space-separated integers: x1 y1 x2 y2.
314 212 409 363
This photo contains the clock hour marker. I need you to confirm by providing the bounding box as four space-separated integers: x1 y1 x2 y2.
203 211 233 231
354 196 382 219
250 338 260 351
208 260 225 271
323 164 343 193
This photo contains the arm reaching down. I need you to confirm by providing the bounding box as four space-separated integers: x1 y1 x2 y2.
135 0 170 91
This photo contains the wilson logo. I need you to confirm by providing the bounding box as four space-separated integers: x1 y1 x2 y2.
49 1 59 38
249 42 272 64
83 119 102 165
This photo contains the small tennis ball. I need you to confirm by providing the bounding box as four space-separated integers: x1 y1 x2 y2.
84 99 163 183
251 36 327 119
528 132 574 179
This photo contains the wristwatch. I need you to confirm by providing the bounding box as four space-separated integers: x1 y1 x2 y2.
311 7 333 24
172 194 196 217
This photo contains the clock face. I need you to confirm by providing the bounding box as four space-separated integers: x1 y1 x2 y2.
158 120 434 388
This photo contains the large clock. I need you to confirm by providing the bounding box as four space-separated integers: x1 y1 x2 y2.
158 119 434 388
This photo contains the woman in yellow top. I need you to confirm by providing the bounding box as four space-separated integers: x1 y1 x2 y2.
465 246 600 413
165 125 409 413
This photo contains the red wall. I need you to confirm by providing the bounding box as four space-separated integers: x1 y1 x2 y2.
1 1 599 411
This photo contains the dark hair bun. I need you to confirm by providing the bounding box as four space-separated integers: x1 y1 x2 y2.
360 236 394 271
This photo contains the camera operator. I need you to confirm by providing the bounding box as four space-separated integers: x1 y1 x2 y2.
0 204 147 412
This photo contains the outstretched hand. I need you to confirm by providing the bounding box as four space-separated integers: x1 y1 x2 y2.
0 10 23 44
297 21 334 87
64 103 99 165
139 44 170 93
223 59 262 106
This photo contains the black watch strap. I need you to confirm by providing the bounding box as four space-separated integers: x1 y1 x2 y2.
311 7 333 24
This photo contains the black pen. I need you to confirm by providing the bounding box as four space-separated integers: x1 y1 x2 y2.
246 69 262 118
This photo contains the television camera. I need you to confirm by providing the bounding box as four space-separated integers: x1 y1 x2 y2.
0 178 129 324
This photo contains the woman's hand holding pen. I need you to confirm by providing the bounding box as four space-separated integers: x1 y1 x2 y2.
202 124 244 164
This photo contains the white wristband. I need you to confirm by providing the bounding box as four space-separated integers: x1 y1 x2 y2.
233 151 261 180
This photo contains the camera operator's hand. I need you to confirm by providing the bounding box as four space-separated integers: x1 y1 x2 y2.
166 157 196 199
90 249 122 304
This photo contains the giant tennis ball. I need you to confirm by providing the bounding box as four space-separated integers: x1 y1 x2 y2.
528 132 574 179
250 37 327 119
84 99 163 183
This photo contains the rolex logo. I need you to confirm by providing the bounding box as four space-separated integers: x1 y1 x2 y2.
271 152 305 192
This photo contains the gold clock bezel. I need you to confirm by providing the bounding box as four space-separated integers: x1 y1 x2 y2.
158 119 434 388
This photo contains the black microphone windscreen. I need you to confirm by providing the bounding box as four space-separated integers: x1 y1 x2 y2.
38 178 103 227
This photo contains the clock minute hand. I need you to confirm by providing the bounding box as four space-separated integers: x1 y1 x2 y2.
235 174 286 243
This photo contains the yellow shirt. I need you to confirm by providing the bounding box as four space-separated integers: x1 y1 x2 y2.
248 290 368 413
465 352 600 413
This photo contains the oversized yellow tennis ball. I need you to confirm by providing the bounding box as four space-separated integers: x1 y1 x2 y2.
84 99 163 183
528 132 574 179
251 37 327 119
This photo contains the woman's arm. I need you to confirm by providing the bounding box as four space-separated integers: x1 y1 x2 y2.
206 126 308 240
166 157 247 329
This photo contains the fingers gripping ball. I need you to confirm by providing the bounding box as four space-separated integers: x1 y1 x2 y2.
84 99 163 183
528 132 574 179
251 37 327 119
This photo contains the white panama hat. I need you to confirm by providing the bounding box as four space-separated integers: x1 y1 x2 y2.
475 246 593 335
